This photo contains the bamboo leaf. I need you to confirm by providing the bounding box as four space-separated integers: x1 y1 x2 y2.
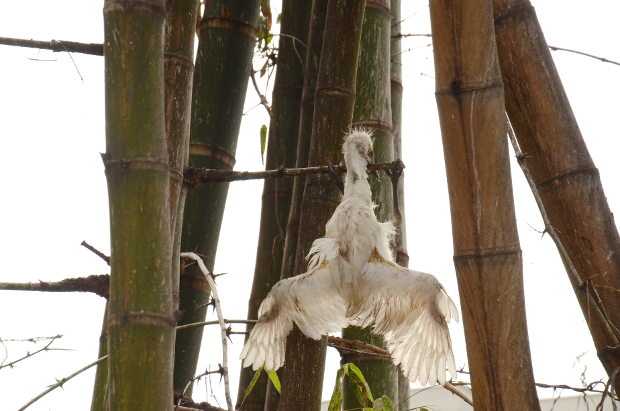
260 124 268 164
266 369 281 394
328 368 346 411
239 368 263 407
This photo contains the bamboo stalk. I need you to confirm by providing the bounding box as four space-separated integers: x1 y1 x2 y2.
165 0 199 311
430 0 541 409
390 1 410 408
237 1 312 410
266 2 329 409
493 0 620 390
343 0 398 407
277 1 367 410
175 0 260 396
161 0 201 396
102 1 174 409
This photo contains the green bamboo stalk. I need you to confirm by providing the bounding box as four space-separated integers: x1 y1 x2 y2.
430 0 541 409
277 1 367 410
236 1 312 410
90 307 109 411
343 0 397 407
103 0 174 409
493 0 620 391
175 0 260 396
389 1 409 408
165 0 199 313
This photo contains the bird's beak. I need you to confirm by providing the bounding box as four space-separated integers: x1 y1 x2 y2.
365 150 374 164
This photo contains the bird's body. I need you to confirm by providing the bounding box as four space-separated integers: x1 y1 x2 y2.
241 130 459 385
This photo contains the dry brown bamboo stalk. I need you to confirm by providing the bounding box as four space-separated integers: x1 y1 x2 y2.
430 0 541 409
493 0 620 390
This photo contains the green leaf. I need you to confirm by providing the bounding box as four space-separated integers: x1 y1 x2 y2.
328 368 345 411
266 369 281 394
260 124 268 164
239 368 263 408
344 363 374 404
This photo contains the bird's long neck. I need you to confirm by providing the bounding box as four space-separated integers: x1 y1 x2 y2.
344 152 371 200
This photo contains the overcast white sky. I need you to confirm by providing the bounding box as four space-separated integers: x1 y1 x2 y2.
0 1 619 410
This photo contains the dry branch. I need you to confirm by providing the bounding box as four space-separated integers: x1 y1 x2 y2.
0 275 108 298
18 354 109 410
180 252 232 411
0 334 63 370
0 36 103 55
184 160 404 186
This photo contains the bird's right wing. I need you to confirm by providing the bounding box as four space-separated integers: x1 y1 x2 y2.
240 261 348 371
350 255 459 385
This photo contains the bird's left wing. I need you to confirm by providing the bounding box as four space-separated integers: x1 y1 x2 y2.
241 261 348 371
350 254 459 385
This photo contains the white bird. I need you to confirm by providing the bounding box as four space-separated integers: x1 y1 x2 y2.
241 129 459 385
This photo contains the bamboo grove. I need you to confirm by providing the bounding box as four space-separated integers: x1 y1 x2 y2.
0 0 619 410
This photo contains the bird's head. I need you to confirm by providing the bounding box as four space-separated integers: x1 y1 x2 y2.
343 129 374 171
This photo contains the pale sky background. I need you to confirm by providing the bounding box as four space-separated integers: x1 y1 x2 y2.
0 1 619 410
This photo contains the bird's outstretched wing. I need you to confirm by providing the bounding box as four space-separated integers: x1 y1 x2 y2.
350 253 459 385
240 262 348 371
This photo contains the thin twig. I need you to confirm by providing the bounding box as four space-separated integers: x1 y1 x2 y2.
185 160 405 186
0 36 103 55
0 334 62 370
250 70 272 116
392 33 432 38
549 45 620 67
180 252 233 411
176 319 256 332
18 354 109 410
80 241 110 264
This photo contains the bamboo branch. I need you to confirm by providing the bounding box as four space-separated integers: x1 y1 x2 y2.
0 36 103 55
250 70 272 116
4 34 618 69
185 160 404 186
548 45 620 67
176 319 255 332
180 252 233 411
18 354 109 410
0 275 109 298
80 241 110 264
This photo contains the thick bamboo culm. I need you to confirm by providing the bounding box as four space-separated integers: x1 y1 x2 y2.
493 0 620 392
430 0 541 409
237 1 312 410
343 0 398 407
276 0 367 410
103 0 175 409
176 0 260 396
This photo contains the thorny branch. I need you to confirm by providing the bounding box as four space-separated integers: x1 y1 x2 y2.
180 252 233 411
18 354 109 410
0 334 63 370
